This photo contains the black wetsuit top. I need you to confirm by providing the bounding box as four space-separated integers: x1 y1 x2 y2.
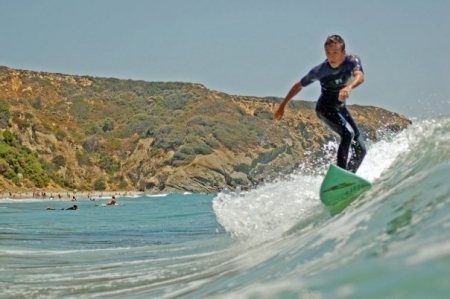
299 54 366 173
62 206 77 210
300 54 363 107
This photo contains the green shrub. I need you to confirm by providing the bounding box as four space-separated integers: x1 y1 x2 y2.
0 140 50 187
12 176 21 187
0 158 8 173
173 151 186 161
127 114 158 136
30 172 50 188
102 117 115 132
27 76 52 87
105 138 122 151
55 128 67 141
40 159 58 175
69 97 90 121
172 154 195 166
254 107 273 120
205 137 220 149
173 141 211 160
76 151 92 166
52 155 66 168
3 167 15 180
185 134 199 143
187 124 209 137
0 100 10 128
193 144 212 155
179 146 194 155
150 148 160 158
24 112 33 120
81 135 102 153
85 123 102 135
162 93 192 110
98 153 120 174
153 125 186 151
212 126 239 150
93 177 106 190
42 122 52 131
12 117 30 130
51 173 75 189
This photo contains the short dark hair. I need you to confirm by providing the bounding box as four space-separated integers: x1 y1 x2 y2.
324 35 345 50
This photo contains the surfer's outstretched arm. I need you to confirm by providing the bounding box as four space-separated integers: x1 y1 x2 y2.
274 81 303 121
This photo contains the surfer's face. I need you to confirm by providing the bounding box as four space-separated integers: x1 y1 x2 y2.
325 43 346 68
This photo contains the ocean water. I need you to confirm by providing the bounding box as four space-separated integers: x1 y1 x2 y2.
1 115 450 299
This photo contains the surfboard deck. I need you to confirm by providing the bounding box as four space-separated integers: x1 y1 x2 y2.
320 165 372 215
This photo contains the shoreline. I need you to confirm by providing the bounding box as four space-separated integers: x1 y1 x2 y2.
0 190 146 200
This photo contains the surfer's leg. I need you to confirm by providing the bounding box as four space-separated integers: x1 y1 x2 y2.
347 135 367 173
316 103 354 170
340 107 367 173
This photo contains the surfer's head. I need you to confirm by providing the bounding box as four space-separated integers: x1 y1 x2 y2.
324 35 346 68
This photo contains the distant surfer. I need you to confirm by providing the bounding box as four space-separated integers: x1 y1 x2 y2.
62 204 78 210
274 35 366 173
107 196 116 206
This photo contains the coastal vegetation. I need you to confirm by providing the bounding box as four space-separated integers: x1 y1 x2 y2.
0 66 411 193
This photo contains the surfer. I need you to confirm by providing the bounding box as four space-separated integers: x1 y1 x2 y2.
274 35 366 173
62 204 78 210
107 196 116 206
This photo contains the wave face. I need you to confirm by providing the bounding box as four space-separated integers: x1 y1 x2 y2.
210 116 450 298
1 116 449 299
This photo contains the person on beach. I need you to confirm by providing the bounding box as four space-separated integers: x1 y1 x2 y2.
274 35 366 173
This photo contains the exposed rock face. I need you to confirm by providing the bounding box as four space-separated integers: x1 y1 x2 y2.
0 66 411 193
124 102 410 193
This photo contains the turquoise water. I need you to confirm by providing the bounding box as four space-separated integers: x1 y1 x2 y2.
1 116 450 299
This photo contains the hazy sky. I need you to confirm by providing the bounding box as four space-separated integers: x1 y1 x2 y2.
1 0 449 118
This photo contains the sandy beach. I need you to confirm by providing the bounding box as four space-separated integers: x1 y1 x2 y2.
0 190 145 200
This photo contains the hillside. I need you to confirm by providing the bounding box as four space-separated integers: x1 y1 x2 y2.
0 66 411 193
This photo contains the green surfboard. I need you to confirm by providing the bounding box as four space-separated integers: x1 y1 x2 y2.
320 165 372 215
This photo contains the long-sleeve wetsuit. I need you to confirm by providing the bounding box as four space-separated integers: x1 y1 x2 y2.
300 54 366 173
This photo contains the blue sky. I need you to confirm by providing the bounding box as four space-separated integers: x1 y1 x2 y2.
1 0 449 118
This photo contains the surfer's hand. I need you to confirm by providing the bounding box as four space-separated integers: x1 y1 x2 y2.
274 106 285 121
338 87 351 102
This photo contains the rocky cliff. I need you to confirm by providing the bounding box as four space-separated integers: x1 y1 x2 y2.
0 66 411 193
